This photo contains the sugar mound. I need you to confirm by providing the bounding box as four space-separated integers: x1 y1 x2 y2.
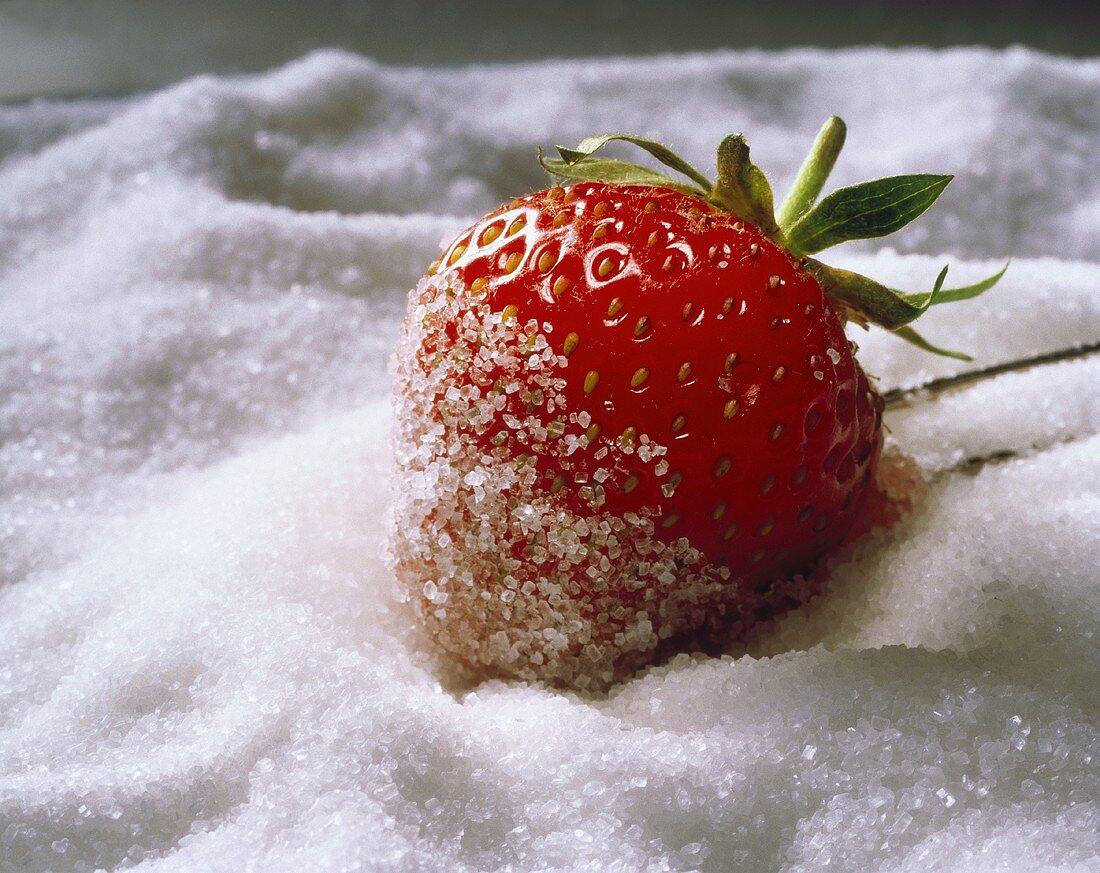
1 48 1098 872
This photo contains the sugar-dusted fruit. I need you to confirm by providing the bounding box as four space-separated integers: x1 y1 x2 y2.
391 119 1004 689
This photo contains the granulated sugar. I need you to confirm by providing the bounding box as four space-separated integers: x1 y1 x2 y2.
0 48 1097 871
390 272 736 690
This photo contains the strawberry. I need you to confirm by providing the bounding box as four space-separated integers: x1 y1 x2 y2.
391 118 1004 690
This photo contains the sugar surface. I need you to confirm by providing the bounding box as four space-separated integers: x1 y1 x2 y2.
1 48 1098 871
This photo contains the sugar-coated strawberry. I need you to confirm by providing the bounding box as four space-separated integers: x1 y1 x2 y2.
391 119 1004 690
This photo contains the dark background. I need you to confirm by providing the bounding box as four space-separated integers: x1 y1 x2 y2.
1 0 1098 101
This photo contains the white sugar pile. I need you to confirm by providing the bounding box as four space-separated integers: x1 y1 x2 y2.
1 48 1098 872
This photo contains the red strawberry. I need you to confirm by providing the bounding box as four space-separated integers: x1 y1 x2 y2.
392 119 1004 689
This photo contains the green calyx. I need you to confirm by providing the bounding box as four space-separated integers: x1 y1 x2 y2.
539 117 1008 360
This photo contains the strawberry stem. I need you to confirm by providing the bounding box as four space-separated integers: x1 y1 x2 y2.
881 341 1100 410
776 116 847 233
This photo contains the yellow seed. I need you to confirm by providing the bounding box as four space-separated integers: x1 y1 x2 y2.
633 315 650 337
758 518 775 536
538 251 556 272
644 201 658 212
563 332 579 356
585 423 601 443
619 425 637 446
768 274 782 289
760 473 776 495
593 200 610 217
682 302 695 321
647 230 660 247
504 252 522 272
722 523 738 541
427 258 441 275
501 304 518 322
506 217 525 236
630 367 650 388
552 211 570 228
752 548 767 563
724 352 739 372
607 297 623 317
448 244 466 265
770 423 784 442
583 370 600 393
677 362 692 382
470 277 489 294
711 502 727 521
593 224 608 240
723 398 740 419
667 471 683 489
660 512 680 529
773 366 786 383
662 255 674 271
714 456 731 477
598 257 615 278
546 186 564 200
481 225 502 245
553 276 571 298
722 297 734 314
622 474 640 493
670 413 687 433
551 474 567 494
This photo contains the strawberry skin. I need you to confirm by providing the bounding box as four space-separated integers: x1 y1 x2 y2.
453 183 879 587
393 182 880 687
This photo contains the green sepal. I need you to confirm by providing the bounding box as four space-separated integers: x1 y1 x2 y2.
776 116 847 232
811 262 942 330
815 261 981 360
891 324 972 361
539 151 705 198
900 261 1009 308
555 134 713 192
712 134 779 236
786 174 952 256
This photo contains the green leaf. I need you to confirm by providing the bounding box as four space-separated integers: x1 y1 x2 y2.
815 261 972 360
785 173 952 255
900 260 1009 307
539 151 705 196
712 134 779 236
555 134 713 192
814 263 936 330
908 263 951 313
776 116 847 232
891 324 972 361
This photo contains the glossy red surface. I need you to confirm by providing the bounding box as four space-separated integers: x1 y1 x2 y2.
436 181 882 592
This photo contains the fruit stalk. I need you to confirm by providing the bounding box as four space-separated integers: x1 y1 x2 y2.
881 341 1100 409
